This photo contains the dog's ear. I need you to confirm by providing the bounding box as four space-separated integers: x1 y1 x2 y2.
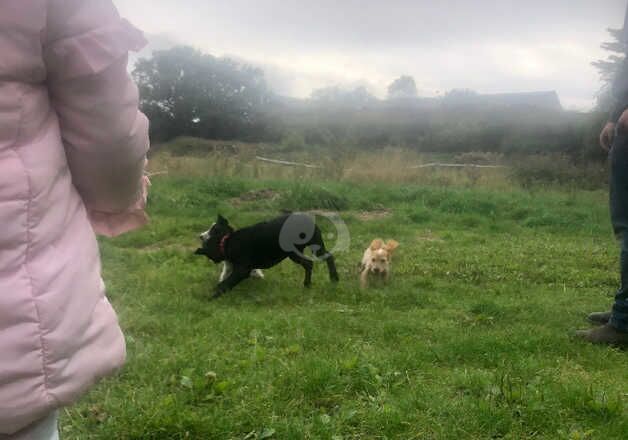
216 214 229 227
385 240 399 253
370 239 384 251
194 248 206 256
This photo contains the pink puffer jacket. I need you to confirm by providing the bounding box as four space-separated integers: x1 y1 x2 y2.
0 0 149 434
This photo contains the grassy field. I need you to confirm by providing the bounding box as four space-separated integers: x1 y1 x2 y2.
60 152 628 439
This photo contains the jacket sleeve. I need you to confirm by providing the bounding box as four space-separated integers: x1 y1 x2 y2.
44 0 150 237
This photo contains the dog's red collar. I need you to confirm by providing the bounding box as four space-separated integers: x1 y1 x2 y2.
219 234 230 257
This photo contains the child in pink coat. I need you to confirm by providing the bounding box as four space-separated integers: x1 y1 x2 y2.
0 1 150 438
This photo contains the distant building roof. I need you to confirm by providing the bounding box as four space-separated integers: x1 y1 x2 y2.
477 91 562 111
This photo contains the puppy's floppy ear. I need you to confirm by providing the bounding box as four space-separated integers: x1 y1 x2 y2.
194 248 206 256
385 240 399 253
370 239 384 251
216 214 229 226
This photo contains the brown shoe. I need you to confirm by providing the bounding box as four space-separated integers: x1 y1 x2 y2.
574 324 628 346
587 311 612 325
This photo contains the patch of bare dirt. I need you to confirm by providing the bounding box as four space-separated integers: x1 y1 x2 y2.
355 209 393 221
231 189 280 205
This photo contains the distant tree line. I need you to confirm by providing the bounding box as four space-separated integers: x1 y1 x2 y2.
133 46 276 141
133 34 622 161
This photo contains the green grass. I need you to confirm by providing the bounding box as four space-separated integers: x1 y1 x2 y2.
60 174 628 439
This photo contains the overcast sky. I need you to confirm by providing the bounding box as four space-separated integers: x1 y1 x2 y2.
114 0 627 110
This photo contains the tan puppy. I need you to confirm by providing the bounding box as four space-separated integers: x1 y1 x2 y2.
360 239 399 288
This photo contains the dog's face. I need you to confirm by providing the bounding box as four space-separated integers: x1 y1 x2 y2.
195 215 234 263
362 239 399 276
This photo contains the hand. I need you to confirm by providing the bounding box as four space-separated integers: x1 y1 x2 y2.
87 175 151 237
619 109 628 132
600 122 616 152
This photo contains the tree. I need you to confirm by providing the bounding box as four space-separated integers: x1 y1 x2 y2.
442 88 479 109
310 85 344 102
133 46 272 141
387 75 418 99
592 28 626 111
310 85 377 107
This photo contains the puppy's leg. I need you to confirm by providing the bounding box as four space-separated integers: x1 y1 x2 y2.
288 254 314 287
213 267 250 299
250 269 265 279
219 262 233 283
360 268 370 289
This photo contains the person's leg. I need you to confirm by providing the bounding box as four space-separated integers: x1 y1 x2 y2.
609 130 628 332
0 411 59 440
577 130 628 344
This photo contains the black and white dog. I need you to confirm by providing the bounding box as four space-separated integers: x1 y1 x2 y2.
195 213 339 298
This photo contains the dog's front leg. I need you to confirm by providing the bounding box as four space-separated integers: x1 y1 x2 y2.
360 268 370 289
219 262 233 283
213 267 250 299
227 265 263 280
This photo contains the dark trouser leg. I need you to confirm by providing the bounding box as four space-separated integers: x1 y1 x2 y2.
609 131 628 332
